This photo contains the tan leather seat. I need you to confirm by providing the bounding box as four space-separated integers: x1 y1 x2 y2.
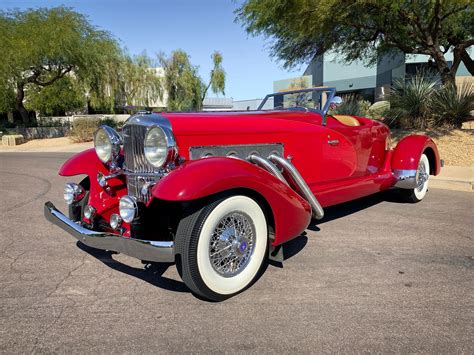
332 115 361 126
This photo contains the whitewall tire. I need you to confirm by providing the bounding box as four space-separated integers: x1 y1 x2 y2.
175 195 268 301
401 153 430 203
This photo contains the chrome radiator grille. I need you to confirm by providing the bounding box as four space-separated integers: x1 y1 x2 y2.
122 124 157 203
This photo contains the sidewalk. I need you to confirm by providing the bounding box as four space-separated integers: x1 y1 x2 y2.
431 166 474 192
0 137 92 153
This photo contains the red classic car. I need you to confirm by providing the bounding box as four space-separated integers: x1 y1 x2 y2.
44 87 441 301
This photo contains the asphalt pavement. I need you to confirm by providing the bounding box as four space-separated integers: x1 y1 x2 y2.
0 152 473 353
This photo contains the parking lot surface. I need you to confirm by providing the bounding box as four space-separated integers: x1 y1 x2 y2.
0 152 473 353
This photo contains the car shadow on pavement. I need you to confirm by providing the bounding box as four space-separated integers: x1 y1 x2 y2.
76 241 189 293
283 234 308 261
308 190 403 231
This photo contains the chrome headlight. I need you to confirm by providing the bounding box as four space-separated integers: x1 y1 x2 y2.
63 183 85 205
94 126 121 164
144 126 177 168
119 195 138 223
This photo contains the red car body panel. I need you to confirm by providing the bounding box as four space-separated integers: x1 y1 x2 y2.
59 149 130 234
58 109 441 246
151 157 312 245
391 135 441 175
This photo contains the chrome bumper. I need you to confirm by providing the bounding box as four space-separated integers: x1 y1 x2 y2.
393 169 417 189
44 202 175 263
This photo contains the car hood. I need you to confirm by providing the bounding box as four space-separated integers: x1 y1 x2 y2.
160 110 323 137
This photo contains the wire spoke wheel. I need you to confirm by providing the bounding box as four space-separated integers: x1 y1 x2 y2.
175 195 268 301
209 212 256 277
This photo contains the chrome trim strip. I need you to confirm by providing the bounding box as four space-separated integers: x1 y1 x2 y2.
393 169 417 189
44 202 174 263
248 154 288 185
268 154 324 220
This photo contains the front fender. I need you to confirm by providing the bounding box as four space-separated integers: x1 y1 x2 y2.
59 148 109 177
392 135 441 175
58 148 127 222
151 157 312 245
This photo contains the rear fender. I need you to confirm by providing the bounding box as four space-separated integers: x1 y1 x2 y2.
391 135 441 176
151 157 312 246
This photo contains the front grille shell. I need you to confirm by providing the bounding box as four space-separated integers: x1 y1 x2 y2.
122 114 175 203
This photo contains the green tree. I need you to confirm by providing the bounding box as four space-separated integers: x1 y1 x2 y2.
0 82 15 114
26 76 86 116
237 0 474 85
0 7 121 123
200 51 226 105
117 52 163 110
159 50 226 111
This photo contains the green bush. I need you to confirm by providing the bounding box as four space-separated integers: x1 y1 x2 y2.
69 117 101 142
431 82 474 128
99 117 124 130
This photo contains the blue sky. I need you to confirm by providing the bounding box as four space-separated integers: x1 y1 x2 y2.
1 0 303 100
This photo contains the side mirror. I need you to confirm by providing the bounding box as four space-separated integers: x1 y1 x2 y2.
331 96 343 106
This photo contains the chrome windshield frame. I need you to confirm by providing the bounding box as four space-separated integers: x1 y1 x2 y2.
257 87 336 126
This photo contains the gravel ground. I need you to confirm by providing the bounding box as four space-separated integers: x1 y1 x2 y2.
392 129 474 167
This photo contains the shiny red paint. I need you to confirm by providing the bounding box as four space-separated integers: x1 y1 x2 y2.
58 110 441 246
391 135 441 175
151 157 312 245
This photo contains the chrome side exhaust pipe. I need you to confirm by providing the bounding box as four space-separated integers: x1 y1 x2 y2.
247 153 324 220
268 154 324 220
248 154 288 185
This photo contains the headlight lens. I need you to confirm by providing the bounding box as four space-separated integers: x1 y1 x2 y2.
119 195 138 223
94 126 121 164
144 126 176 168
110 213 122 230
63 183 85 205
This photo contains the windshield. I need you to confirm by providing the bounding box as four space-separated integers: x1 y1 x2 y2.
257 87 336 116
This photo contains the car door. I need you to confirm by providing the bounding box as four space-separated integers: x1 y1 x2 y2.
326 121 375 178
318 126 357 182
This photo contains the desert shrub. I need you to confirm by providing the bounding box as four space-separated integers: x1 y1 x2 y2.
331 94 370 117
431 82 474 128
69 117 101 142
100 117 118 129
368 101 390 120
386 72 438 129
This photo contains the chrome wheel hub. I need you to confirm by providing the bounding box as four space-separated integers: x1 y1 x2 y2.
416 161 429 191
209 212 256 277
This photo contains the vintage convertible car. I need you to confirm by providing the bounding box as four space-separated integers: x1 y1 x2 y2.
44 87 441 301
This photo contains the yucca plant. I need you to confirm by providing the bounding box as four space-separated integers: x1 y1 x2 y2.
431 82 474 128
387 72 438 129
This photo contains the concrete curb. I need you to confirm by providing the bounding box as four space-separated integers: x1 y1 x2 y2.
430 178 473 192
430 166 473 192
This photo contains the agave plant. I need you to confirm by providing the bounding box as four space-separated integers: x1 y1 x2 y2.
431 82 474 128
387 72 438 129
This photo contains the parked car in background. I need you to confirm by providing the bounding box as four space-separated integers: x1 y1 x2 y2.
45 87 441 301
